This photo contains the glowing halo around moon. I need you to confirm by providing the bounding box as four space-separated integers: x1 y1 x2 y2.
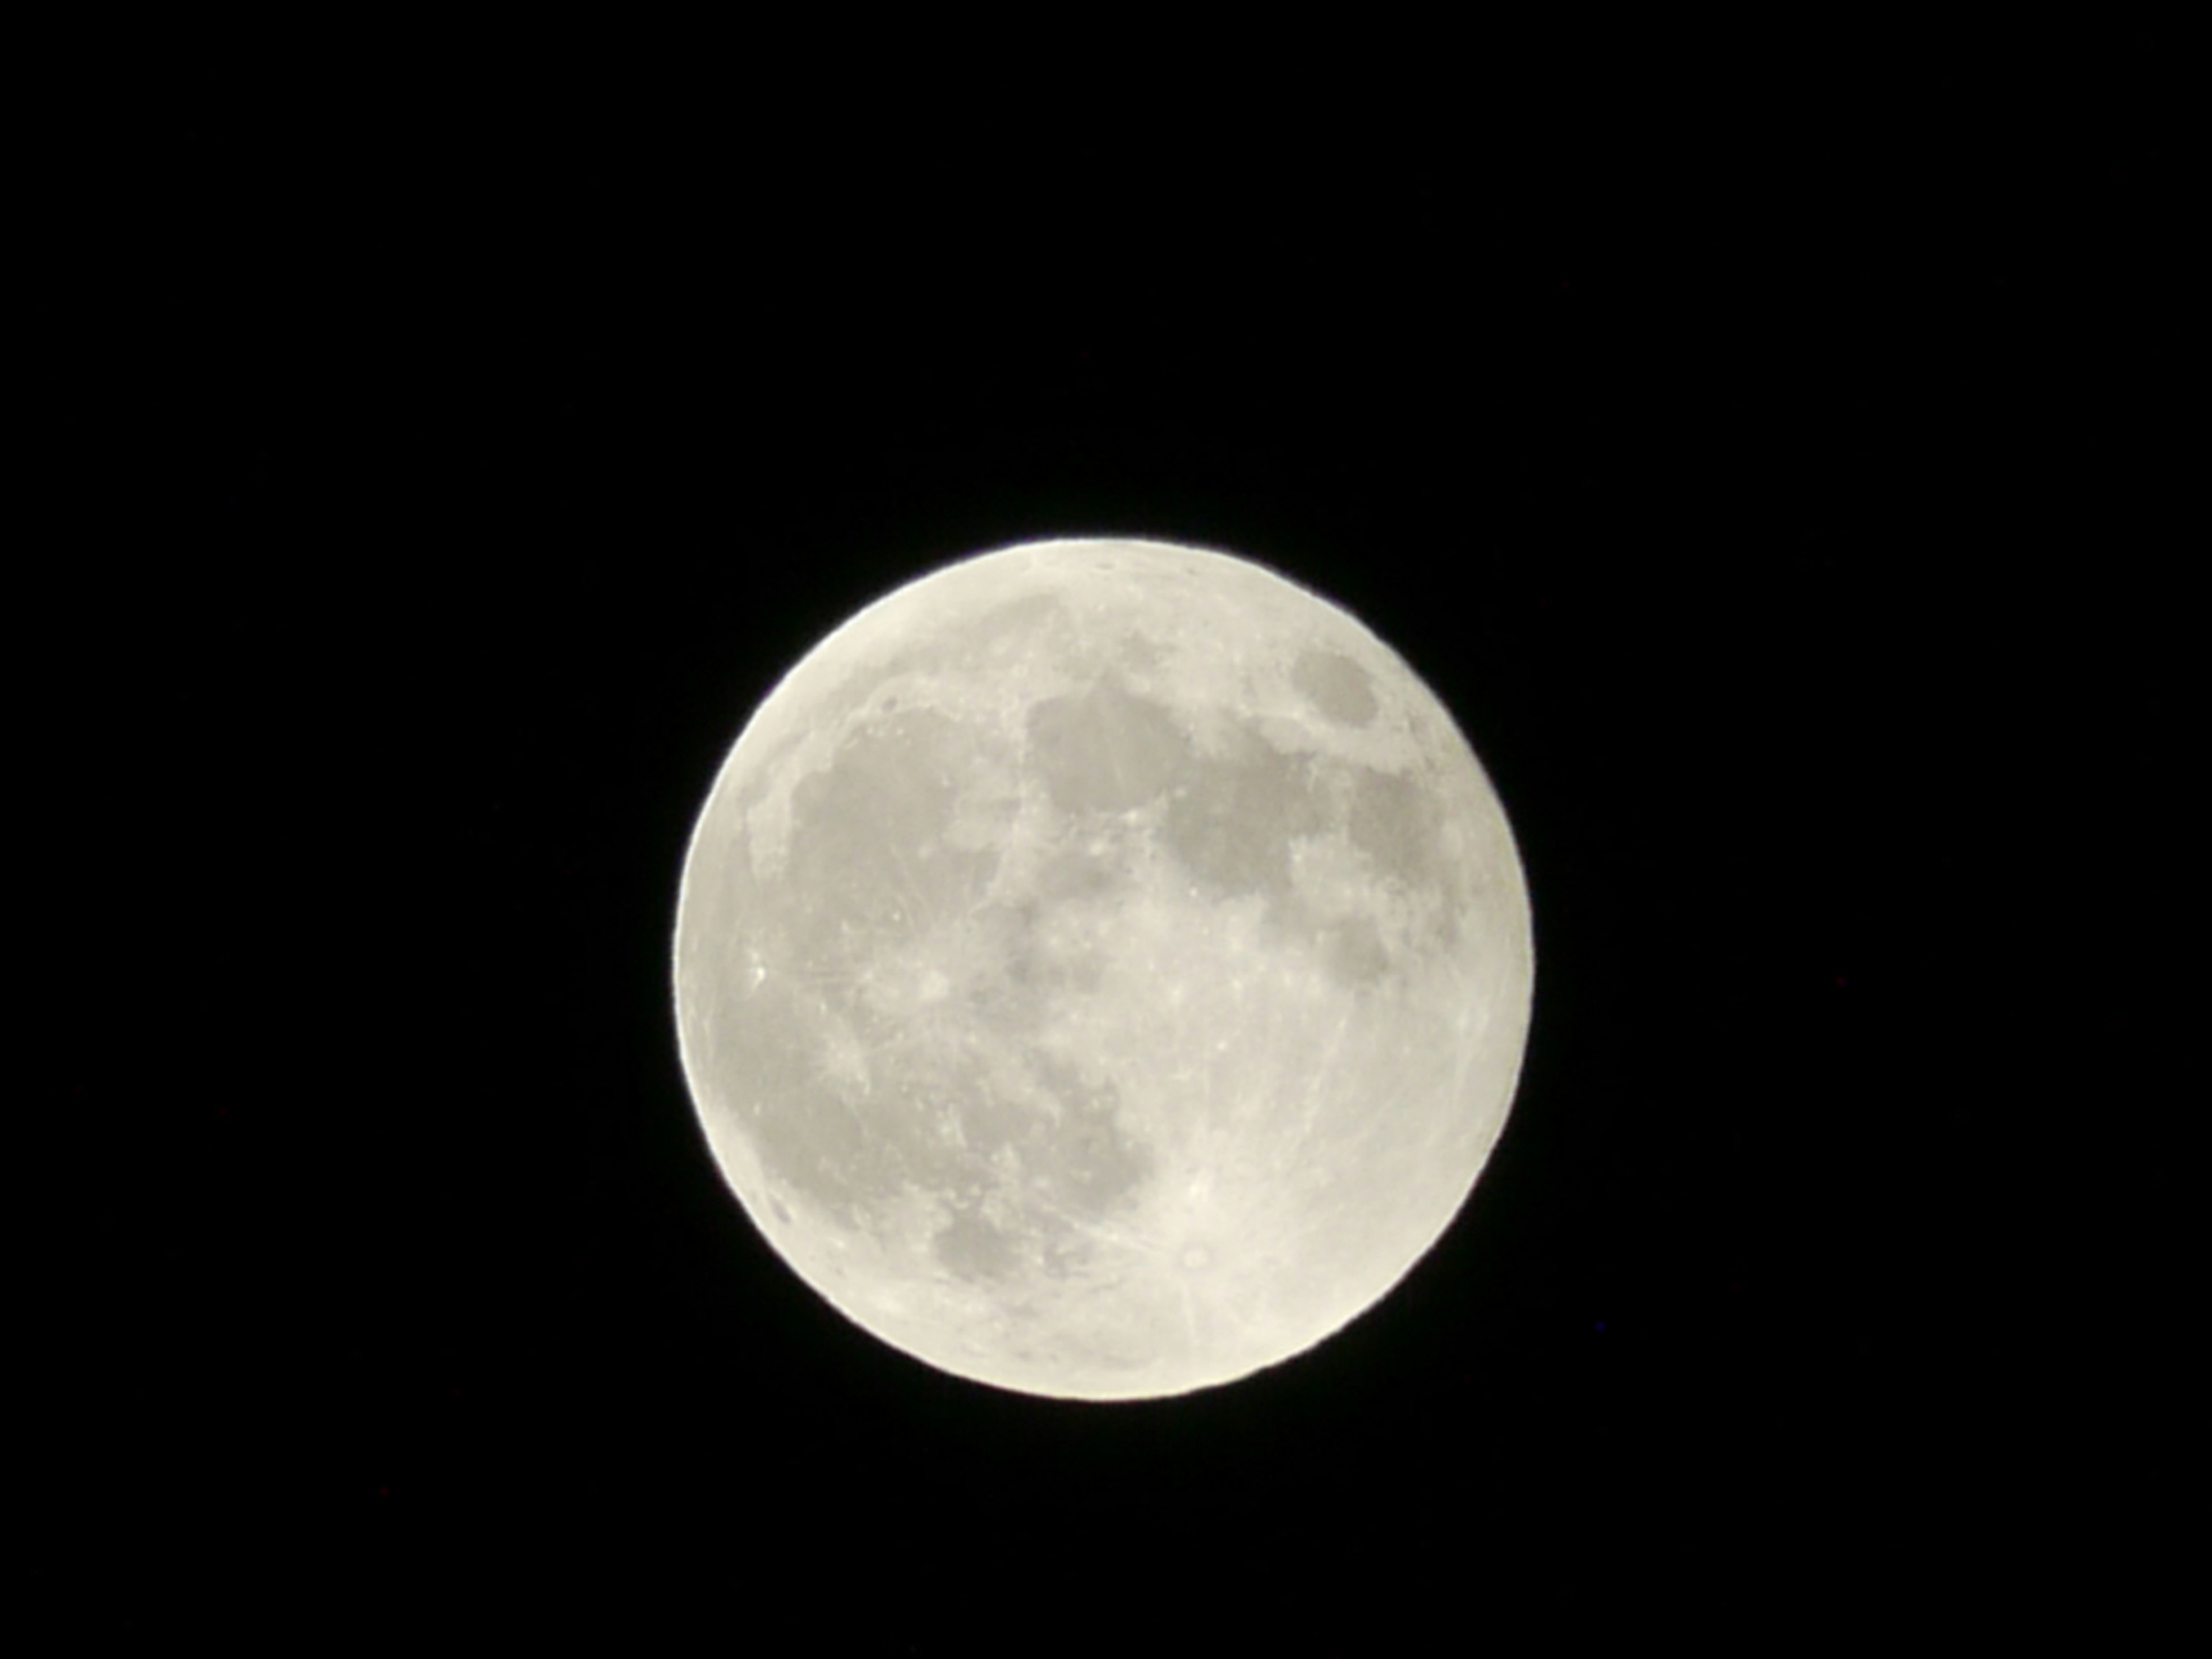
672 537 1533 1400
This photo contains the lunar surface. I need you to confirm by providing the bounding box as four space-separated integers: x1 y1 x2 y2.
672 537 1532 1399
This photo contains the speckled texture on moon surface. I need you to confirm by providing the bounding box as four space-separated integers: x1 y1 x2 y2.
673 539 1533 1399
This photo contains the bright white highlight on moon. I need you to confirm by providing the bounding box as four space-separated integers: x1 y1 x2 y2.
672 538 1533 1400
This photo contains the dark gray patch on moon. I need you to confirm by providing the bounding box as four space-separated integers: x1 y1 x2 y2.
1022 1059 1152 1218
934 1211 1020 1281
1346 764 1445 889
1339 760 1471 955
952 1073 1033 1158
1029 847 1119 905
1115 630 1165 673
1027 678 1191 814
1320 914 1392 986
781 707 1001 953
1291 647 1378 728
1162 724 1329 902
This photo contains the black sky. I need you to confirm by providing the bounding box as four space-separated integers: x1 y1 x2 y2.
43 99 2185 1614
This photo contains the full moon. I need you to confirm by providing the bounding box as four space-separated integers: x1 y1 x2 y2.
672 537 1532 1399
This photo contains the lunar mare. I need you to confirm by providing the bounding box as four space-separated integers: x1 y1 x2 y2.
673 538 1532 1399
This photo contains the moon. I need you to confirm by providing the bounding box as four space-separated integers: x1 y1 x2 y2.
672 537 1533 1399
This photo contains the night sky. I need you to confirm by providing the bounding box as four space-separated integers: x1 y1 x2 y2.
45 98 2183 1616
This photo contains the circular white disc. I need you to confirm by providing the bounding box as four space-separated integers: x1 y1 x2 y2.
673 537 1533 1399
